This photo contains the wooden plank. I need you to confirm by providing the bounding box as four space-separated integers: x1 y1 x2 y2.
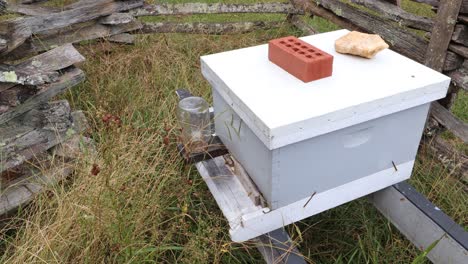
447 66 468 91
287 15 317 35
462 0 468 13
459 15 468 24
424 0 462 71
195 156 264 229
452 24 468 46
99 13 135 25
5 20 142 60
449 43 468 59
0 155 75 216
7 4 60 16
370 183 468 263
291 0 429 63
0 100 79 172
351 0 433 31
289 1 362 32
0 67 84 125
140 21 282 35
431 102 468 143
0 0 143 55
0 66 58 86
130 2 303 16
0 44 84 90
443 51 464 71
226 155 266 207
108 33 135 44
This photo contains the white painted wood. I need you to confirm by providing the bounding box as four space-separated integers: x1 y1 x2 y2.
214 86 429 209
195 156 263 229
201 29 450 149
196 156 414 242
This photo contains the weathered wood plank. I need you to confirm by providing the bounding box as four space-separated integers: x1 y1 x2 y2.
130 2 303 16
7 4 60 16
292 0 429 63
0 100 78 172
0 67 58 86
289 0 362 31
0 44 85 92
0 0 143 55
108 33 135 44
452 24 468 46
443 51 464 71
462 0 468 13
0 67 84 125
431 102 468 143
459 15 468 24
449 43 468 58
0 148 80 215
287 15 317 35
424 0 462 71
5 20 142 60
447 66 468 91
140 21 282 35
351 0 433 31
99 13 135 25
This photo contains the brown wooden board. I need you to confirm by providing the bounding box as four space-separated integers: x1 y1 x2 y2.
291 0 429 63
431 102 468 143
425 0 462 71
452 24 468 46
351 0 433 31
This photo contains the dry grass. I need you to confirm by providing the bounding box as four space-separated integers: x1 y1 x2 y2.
0 0 466 263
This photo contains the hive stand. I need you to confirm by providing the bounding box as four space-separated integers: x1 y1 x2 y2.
176 89 467 264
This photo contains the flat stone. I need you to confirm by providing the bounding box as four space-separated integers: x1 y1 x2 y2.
335 31 389 59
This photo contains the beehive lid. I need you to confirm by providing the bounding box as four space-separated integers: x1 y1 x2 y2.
201 29 450 150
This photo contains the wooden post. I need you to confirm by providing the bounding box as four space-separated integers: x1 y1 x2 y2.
424 0 462 71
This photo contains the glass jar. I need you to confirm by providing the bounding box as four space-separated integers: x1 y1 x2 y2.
177 96 211 153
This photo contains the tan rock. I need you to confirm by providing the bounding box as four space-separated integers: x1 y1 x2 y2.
335 31 389 59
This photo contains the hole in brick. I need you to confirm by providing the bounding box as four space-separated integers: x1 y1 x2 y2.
293 48 299 52
288 39 294 42
286 44 292 47
301 45 307 49
315 53 322 56
280 41 286 44
294 42 301 46
306 55 312 58
299 51 305 54
308 49 315 52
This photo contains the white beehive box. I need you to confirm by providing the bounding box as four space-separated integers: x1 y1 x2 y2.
201 29 450 210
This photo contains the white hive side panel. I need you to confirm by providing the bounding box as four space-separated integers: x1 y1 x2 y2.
212 89 274 206
271 103 431 209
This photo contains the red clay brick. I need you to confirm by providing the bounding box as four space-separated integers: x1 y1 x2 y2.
268 36 333 82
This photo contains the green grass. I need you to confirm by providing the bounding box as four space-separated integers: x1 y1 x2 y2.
0 0 466 263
